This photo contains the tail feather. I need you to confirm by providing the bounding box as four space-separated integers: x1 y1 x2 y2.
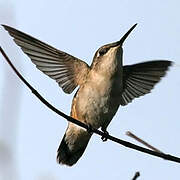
57 126 91 166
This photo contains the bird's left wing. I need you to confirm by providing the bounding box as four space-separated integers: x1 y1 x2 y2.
120 60 172 106
2 25 90 94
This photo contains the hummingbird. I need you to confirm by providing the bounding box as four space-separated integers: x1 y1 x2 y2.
3 24 172 166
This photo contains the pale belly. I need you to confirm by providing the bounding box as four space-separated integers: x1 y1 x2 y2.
74 79 122 129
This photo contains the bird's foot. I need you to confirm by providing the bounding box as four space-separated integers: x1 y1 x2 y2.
101 129 109 142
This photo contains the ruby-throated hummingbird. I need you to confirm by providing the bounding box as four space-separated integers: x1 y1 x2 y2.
3 24 172 166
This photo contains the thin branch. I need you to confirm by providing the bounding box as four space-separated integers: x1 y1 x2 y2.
132 172 140 180
126 131 163 153
1 46 180 164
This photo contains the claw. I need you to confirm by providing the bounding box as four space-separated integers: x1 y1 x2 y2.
101 130 109 142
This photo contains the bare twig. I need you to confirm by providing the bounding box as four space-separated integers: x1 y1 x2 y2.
132 172 140 180
1 46 180 164
126 131 163 153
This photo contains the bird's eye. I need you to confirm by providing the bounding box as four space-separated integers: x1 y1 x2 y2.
98 48 109 57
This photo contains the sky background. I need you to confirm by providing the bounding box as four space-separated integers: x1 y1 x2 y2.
0 0 180 179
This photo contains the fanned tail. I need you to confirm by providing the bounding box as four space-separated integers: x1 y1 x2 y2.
57 124 91 166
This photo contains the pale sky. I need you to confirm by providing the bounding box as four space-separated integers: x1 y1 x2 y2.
0 0 180 179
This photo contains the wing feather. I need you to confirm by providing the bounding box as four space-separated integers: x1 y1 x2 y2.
3 24 90 94
121 60 172 105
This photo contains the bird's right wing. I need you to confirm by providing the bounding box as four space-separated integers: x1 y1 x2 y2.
3 25 90 94
120 60 172 106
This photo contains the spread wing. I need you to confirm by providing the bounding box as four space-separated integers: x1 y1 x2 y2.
120 60 172 106
3 24 90 94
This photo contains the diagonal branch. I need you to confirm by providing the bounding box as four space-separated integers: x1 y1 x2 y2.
126 131 163 153
1 46 180 164
132 172 140 180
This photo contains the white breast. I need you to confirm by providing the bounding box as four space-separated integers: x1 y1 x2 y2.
75 71 122 129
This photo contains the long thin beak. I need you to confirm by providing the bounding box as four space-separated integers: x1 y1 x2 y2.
111 23 137 47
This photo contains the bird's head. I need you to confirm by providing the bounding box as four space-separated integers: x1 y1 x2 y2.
91 24 137 74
